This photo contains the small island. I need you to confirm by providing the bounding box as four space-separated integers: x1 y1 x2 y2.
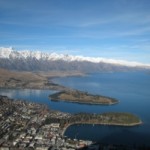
50 90 118 105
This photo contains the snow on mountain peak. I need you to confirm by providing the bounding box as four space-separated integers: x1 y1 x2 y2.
0 47 150 68
0 47 14 58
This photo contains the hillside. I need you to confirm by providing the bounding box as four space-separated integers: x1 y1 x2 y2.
0 68 83 90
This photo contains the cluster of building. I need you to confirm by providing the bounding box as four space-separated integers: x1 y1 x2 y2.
0 95 149 150
0 95 92 150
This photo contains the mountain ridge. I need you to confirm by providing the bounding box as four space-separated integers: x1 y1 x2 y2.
0 47 150 72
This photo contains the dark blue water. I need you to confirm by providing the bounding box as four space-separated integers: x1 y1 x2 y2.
0 71 150 145
52 71 150 145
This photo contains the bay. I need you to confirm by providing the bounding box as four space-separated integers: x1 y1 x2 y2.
52 71 150 145
0 71 150 145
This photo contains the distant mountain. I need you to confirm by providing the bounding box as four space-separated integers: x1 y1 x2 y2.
0 47 150 72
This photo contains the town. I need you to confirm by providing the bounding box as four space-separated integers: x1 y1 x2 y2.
1 95 149 150
0 95 93 150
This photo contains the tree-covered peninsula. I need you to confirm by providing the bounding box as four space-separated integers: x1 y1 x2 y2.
45 112 142 128
68 112 142 126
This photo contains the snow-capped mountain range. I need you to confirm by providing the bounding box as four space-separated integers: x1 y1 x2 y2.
0 47 150 72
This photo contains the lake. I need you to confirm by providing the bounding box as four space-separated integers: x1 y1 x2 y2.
0 71 150 145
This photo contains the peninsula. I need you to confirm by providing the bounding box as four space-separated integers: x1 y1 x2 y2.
50 90 118 105
64 112 142 127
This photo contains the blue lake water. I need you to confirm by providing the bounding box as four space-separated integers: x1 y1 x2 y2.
0 71 150 145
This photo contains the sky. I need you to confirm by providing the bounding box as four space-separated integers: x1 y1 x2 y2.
0 0 150 63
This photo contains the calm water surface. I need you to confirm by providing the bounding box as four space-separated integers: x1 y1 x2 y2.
0 71 150 145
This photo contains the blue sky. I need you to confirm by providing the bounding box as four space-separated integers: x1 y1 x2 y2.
0 0 150 63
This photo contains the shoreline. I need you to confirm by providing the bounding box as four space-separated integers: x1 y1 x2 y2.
62 120 143 136
51 98 119 105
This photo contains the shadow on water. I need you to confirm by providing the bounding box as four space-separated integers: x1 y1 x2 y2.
77 142 150 150
64 124 150 147
100 129 150 146
77 127 150 149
